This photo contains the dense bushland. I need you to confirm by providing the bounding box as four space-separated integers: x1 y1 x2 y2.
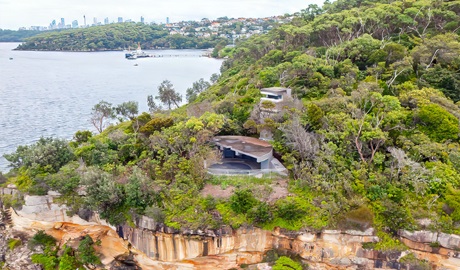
2 0 460 255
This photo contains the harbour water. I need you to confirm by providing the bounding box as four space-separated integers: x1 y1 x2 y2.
0 43 223 173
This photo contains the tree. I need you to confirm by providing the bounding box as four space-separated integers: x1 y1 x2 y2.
301 4 323 21
412 33 460 72
279 116 321 161
82 168 126 224
155 80 182 110
417 103 459 142
147 95 162 113
125 167 157 213
186 78 211 103
3 137 74 174
210 73 220 84
115 101 138 121
73 130 92 144
90 100 115 133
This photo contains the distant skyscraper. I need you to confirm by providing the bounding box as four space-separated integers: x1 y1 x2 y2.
140 16 144 24
93 17 97 25
83 15 86 27
60 18 65 28
50 19 56 29
104 17 109 25
72 20 78 28
166 17 169 24
118 17 123 23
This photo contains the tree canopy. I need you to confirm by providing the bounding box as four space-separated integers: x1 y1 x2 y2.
2 0 460 253
15 22 228 51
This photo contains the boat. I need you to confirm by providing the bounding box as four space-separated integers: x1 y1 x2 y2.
9 57 13 60
125 43 152 59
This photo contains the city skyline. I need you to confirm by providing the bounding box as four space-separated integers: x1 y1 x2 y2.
0 0 324 30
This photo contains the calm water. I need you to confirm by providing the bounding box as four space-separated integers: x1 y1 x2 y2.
0 43 223 173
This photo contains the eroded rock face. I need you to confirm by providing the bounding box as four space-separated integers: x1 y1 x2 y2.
398 230 438 243
0 210 40 270
7 210 197 270
3 193 460 270
120 216 460 270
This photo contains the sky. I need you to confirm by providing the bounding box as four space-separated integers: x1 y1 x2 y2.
0 0 324 30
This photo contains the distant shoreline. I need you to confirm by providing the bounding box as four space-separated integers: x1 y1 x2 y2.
12 47 215 53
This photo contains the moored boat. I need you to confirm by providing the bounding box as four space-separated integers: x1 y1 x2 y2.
125 43 152 59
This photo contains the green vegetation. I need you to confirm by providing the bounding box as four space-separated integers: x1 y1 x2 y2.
0 29 41 42
7 238 21 250
361 232 407 252
273 256 303 270
29 231 101 270
3 0 460 247
399 253 431 270
15 22 228 51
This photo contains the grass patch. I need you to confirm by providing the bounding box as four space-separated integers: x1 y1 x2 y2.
216 202 248 228
262 195 328 231
209 175 275 189
362 232 407 252
8 238 22 250
399 253 430 270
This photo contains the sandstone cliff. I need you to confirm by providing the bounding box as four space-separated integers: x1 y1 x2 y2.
1 190 460 269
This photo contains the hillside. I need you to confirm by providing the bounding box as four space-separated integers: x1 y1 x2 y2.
193 0 460 234
2 0 460 266
15 22 228 51
0 29 41 42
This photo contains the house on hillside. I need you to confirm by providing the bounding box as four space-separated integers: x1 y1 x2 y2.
260 87 292 104
257 87 293 140
208 136 286 175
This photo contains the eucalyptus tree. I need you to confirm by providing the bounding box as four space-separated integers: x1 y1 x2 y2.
90 100 115 133
186 78 211 103
154 80 182 110
115 101 139 121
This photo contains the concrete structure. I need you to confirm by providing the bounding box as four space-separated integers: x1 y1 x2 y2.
212 136 273 170
260 87 291 103
260 87 292 113
209 136 287 175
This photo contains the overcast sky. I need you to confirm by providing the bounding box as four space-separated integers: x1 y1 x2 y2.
0 0 324 30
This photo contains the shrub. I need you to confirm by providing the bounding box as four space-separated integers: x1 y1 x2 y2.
58 245 80 270
230 189 258 214
276 197 306 221
31 253 58 270
0 194 24 209
417 104 459 142
273 256 302 270
139 117 174 136
248 202 273 224
399 253 430 270
28 230 57 250
77 235 101 266
373 232 407 252
73 130 92 144
7 238 21 250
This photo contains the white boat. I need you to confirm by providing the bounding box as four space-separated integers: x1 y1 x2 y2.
125 43 152 59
